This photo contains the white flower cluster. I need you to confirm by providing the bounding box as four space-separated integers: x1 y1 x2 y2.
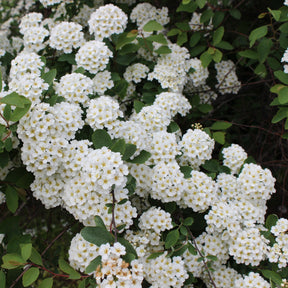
189 12 213 31
184 82 218 104
88 4 128 41
215 60 241 94
222 143 248 174
39 0 63 7
179 128 215 169
187 58 209 87
281 48 288 73
49 22 85 53
124 63 149 83
75 40 113 74
92 71 114 95
54 72 94 106
267 218 288 267
235 272 270 288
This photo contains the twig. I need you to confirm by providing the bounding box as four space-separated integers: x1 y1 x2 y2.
110 189 118 242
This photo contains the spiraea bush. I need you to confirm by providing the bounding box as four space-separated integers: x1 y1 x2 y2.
0 0 288 287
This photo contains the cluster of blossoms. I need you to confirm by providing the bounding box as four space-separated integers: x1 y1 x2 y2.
189 12 213 31
215 60 241 94
124 63 149 83
281 47 288 73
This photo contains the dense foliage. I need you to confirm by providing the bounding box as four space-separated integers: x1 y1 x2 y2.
1 0 288 287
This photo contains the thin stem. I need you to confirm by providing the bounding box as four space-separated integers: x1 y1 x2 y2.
110 189 118 242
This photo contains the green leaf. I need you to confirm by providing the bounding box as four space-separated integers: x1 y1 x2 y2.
0 92 31 108
229 8 241 19
85 256 102 274
9 104 31 122
177 32 188 46
58 53 76 65
4 137 13 152
29 248 43 266
183 217 194 226
0 151 9 168
278 86 288 104
94 216 106 229
2 253 25 269
78 279 87 288
42 69 57 86
189 32 201 47
270 84 286 94
122 144 137 161
177 1 197 12
165 229 180 249
268 8 281 21
210 121 232 130
81 227 114 246
212 49 223 63
147 252 164 259
143 20 163 32
6 185 18 213
92 129 112 149
196 0 206 9
239 49 258 59
215 41 234 50
3 104 11 121
274 70 288 85
202 159 219 172
200 9 213 24
22 267 39 287
167 121 180 133
279 22 288 32
254 63 267 78
119 43 139 55
5 168 34 189
154 45 172 54
180 166 193 178
261 269 282 286
111 139 126 155
118 237 138 258
0 270 6 288
213 131 225 144
212 26 224 46
146 34 168 44
39 278 53 288
115 54 137 66
20 243 32 261
212 11 225 27
197 103 213 113
265 214 279 230
134 100 145 113
126 150 151 164
182 0 191 3
249 25 268 47
116 31 138 50
0 70 2 92
187 242 197 255
58 258 81 280
206 255 218 261
180 226 188 236
167 28 181 37
175 21 191 31
257 38 273 63
190 45 206 57
200 51 213 67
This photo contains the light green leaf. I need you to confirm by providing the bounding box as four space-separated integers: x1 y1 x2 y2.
196 0 206 9
22 267 39 287
268 8 281 21
20 243 32 261
0 270 6 287
94 216 106 229
2 253 25 269
257 38 273 64
5 185 18 213
147 252 164 259
215 41 234 50
249 25 268 47
81 227 114 246
270 84 286 94
212 49 223 63
197 103 213 113
0 92 31 108
126 150 151 164
182 0 191 4
167 28 181 37
274 70 288 85
142 20 163 32
58 258 81 280
92 129 112 149
165 229 180 249
210 121 232 130
154 45 172 54
212 26 224 46
133 100 145 113
278 86 288 104
42 69 57 86
238 49 258 59
39 278 53 288
261 269 282 286
146 34 168 44
116 31 138 50
271 108 288 123
213 131 226 144
29 248 43 266
176 1 197 13
85 256 102 274
9 104 31 122
200 51 213 67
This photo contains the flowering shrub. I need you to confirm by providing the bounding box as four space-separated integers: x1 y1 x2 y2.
0 0 288 288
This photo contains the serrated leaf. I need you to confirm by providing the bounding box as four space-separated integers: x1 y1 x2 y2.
22 267 39 287
6 185 18 213
146 34 168 44
261 269 282 286
155 45 172 54
92 129 112 149
39 278 53 288
143 20 163 32
122 144 137 161
81 227 114 246
165 229 180 249
111 139 126 155
249 25 268 47
20 243 32 261
126 150 151 164
210 121 232 130
85 256 102 274
58 258 81 279
2 253 25 269
29 248 43 266
42 69 57 86
213 131 225 144
212 26 224 46
0 92 31 108
265 214 279 230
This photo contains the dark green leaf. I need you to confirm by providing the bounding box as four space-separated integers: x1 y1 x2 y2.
6 185 18 213
165 229 180 249
239 49 258 59
180 226 188 236
189 32 201 47
254 63 267 78
92 129 112 149
278 86 288 104
0 270 6 288
268 8 281 21
22 267 39 287
126 150 151 164
212 26 224 46
122 144 137 161
180 166 192 178
183 217 194 226
167 28 181 37
3 104 11 121
213 131 225 144
215 41 234 50
265 214 278 230
229 8 241 19
249 25 268 47
176 1 197 13
210 121 232 130
155 46 172 54
118 237 138 258
188 242 197 255
212 11 225 27
85 256 102 274
94 216 106 228
111 139 126 155
5 168 34 189
200 51 213 67
116 31 138 50
39 278 53 288
9 104 31 122
115 54 137 66
274 70 288 85
196 0 206 9
177 32 188 46
200 9 213 24
134 100 145 113
58 258 81 279
147 251 164 259
197 103 213 113
81 227 114 246
261 270 282 286
58 53 76 65
167 121 180 133
146 34 168 44
257 38 273 63
4 137 13 152
123 252 136 263
202 159 219 172
42 69 57 86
